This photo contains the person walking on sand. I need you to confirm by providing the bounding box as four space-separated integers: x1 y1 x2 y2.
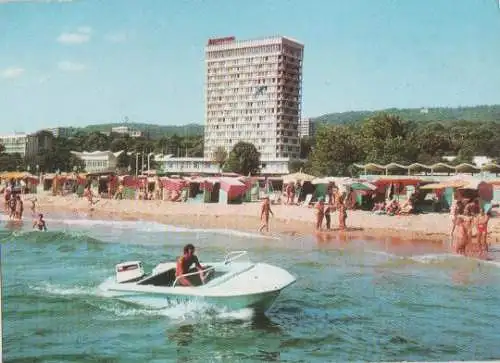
259 196 274 233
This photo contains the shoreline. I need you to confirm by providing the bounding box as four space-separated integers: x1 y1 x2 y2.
28 195 500 245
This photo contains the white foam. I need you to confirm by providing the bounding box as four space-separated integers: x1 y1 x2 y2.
9 216 279 240
32 280 256 321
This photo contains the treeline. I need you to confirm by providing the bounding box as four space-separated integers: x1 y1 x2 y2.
293 114 500 176
314 104 500 125
0 130 203 173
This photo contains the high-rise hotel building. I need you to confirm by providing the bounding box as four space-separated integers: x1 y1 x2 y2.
204 36 304 161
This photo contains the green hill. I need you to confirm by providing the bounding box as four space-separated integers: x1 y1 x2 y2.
81 123 205 139
67 104 500 139
313 104 500 125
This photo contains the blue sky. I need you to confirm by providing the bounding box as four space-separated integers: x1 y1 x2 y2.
0 0 499 133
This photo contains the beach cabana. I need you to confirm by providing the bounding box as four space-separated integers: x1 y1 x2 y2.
429 163 455 174
454 163 480 174
354 163 385 175
385 163 408 175
219 177 247 204
407 163 431 175
481 163 500 174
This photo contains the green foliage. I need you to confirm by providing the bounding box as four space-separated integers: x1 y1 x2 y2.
310 125 364 177
288 159 306 173
314 104 500 125
310 110 500 174
223 142 261 176
212 146 228 171
81 123 204 140
0 153 24 172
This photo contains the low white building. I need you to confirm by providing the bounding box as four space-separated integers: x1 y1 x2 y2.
442 155 492 167
156 155 290 175
0 132 53 158
111 126 142 138
71 150 123 173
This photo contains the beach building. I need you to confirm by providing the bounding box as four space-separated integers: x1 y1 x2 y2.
44 127 74 138
156 155 290 175
111 126 142 138
70 150 123 173
299 117 314 138
203 35 304 162
0 132 53 158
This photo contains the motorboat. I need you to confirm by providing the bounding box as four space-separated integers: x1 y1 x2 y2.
98 251 296 314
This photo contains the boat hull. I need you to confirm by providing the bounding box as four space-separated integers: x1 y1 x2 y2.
100 285 283 313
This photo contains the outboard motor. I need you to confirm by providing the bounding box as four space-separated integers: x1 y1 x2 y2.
115 261 145 283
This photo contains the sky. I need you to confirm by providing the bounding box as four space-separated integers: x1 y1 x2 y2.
0 0 499 133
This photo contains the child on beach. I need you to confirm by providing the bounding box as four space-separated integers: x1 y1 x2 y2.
259 196 274 233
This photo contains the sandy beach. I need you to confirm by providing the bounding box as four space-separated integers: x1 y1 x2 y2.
24 194 500 245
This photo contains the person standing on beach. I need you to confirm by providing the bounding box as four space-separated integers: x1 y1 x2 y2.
449 199 461 237
476 208 490 253
338 195 347 230
259 196 274 233
324 202 332 231
314 198 325 231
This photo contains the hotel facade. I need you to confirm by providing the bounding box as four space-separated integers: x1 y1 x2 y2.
203 35 304 163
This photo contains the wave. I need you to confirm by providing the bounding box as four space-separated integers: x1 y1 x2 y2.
365 249 500 269
1 215 278 240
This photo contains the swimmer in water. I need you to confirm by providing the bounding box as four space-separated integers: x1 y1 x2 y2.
32 213 47 231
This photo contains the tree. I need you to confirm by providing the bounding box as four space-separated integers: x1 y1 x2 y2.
288 159 306 173
116 151 130 169
0 153 24 172
223 142 261 176
309 125 364 177
299 136 314 159
212 146 228 172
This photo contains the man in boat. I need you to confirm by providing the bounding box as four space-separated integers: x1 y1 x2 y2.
33 213 47 231
176 244 207 286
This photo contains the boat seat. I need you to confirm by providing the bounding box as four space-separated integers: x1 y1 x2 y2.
138 268 177 287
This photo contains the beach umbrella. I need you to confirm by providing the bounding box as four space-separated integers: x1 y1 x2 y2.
283 170 315 183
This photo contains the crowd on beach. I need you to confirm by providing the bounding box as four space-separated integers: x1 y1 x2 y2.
450 194 491 255
0 174 497 259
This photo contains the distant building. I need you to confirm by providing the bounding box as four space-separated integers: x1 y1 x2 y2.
0 132 53 159
156 155 290 175
111 126 142 138
70 150 123 173
45 127 74 138
203 35 304 161
299 117 314 138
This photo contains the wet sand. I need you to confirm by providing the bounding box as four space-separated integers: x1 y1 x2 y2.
27 195 500 246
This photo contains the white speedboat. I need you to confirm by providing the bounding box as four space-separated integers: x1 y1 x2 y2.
98 251 296 313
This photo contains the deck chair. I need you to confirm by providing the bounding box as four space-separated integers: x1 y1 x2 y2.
302 194 313 207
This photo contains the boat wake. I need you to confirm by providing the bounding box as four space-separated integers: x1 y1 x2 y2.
28 281 256 323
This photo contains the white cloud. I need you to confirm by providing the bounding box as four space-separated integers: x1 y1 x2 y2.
77 26 92 34
57 61 86 72
105 32 128 43
57 26 92 44
1 67 25 79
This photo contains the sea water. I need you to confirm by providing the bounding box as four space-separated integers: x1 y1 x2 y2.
2 215 500 362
